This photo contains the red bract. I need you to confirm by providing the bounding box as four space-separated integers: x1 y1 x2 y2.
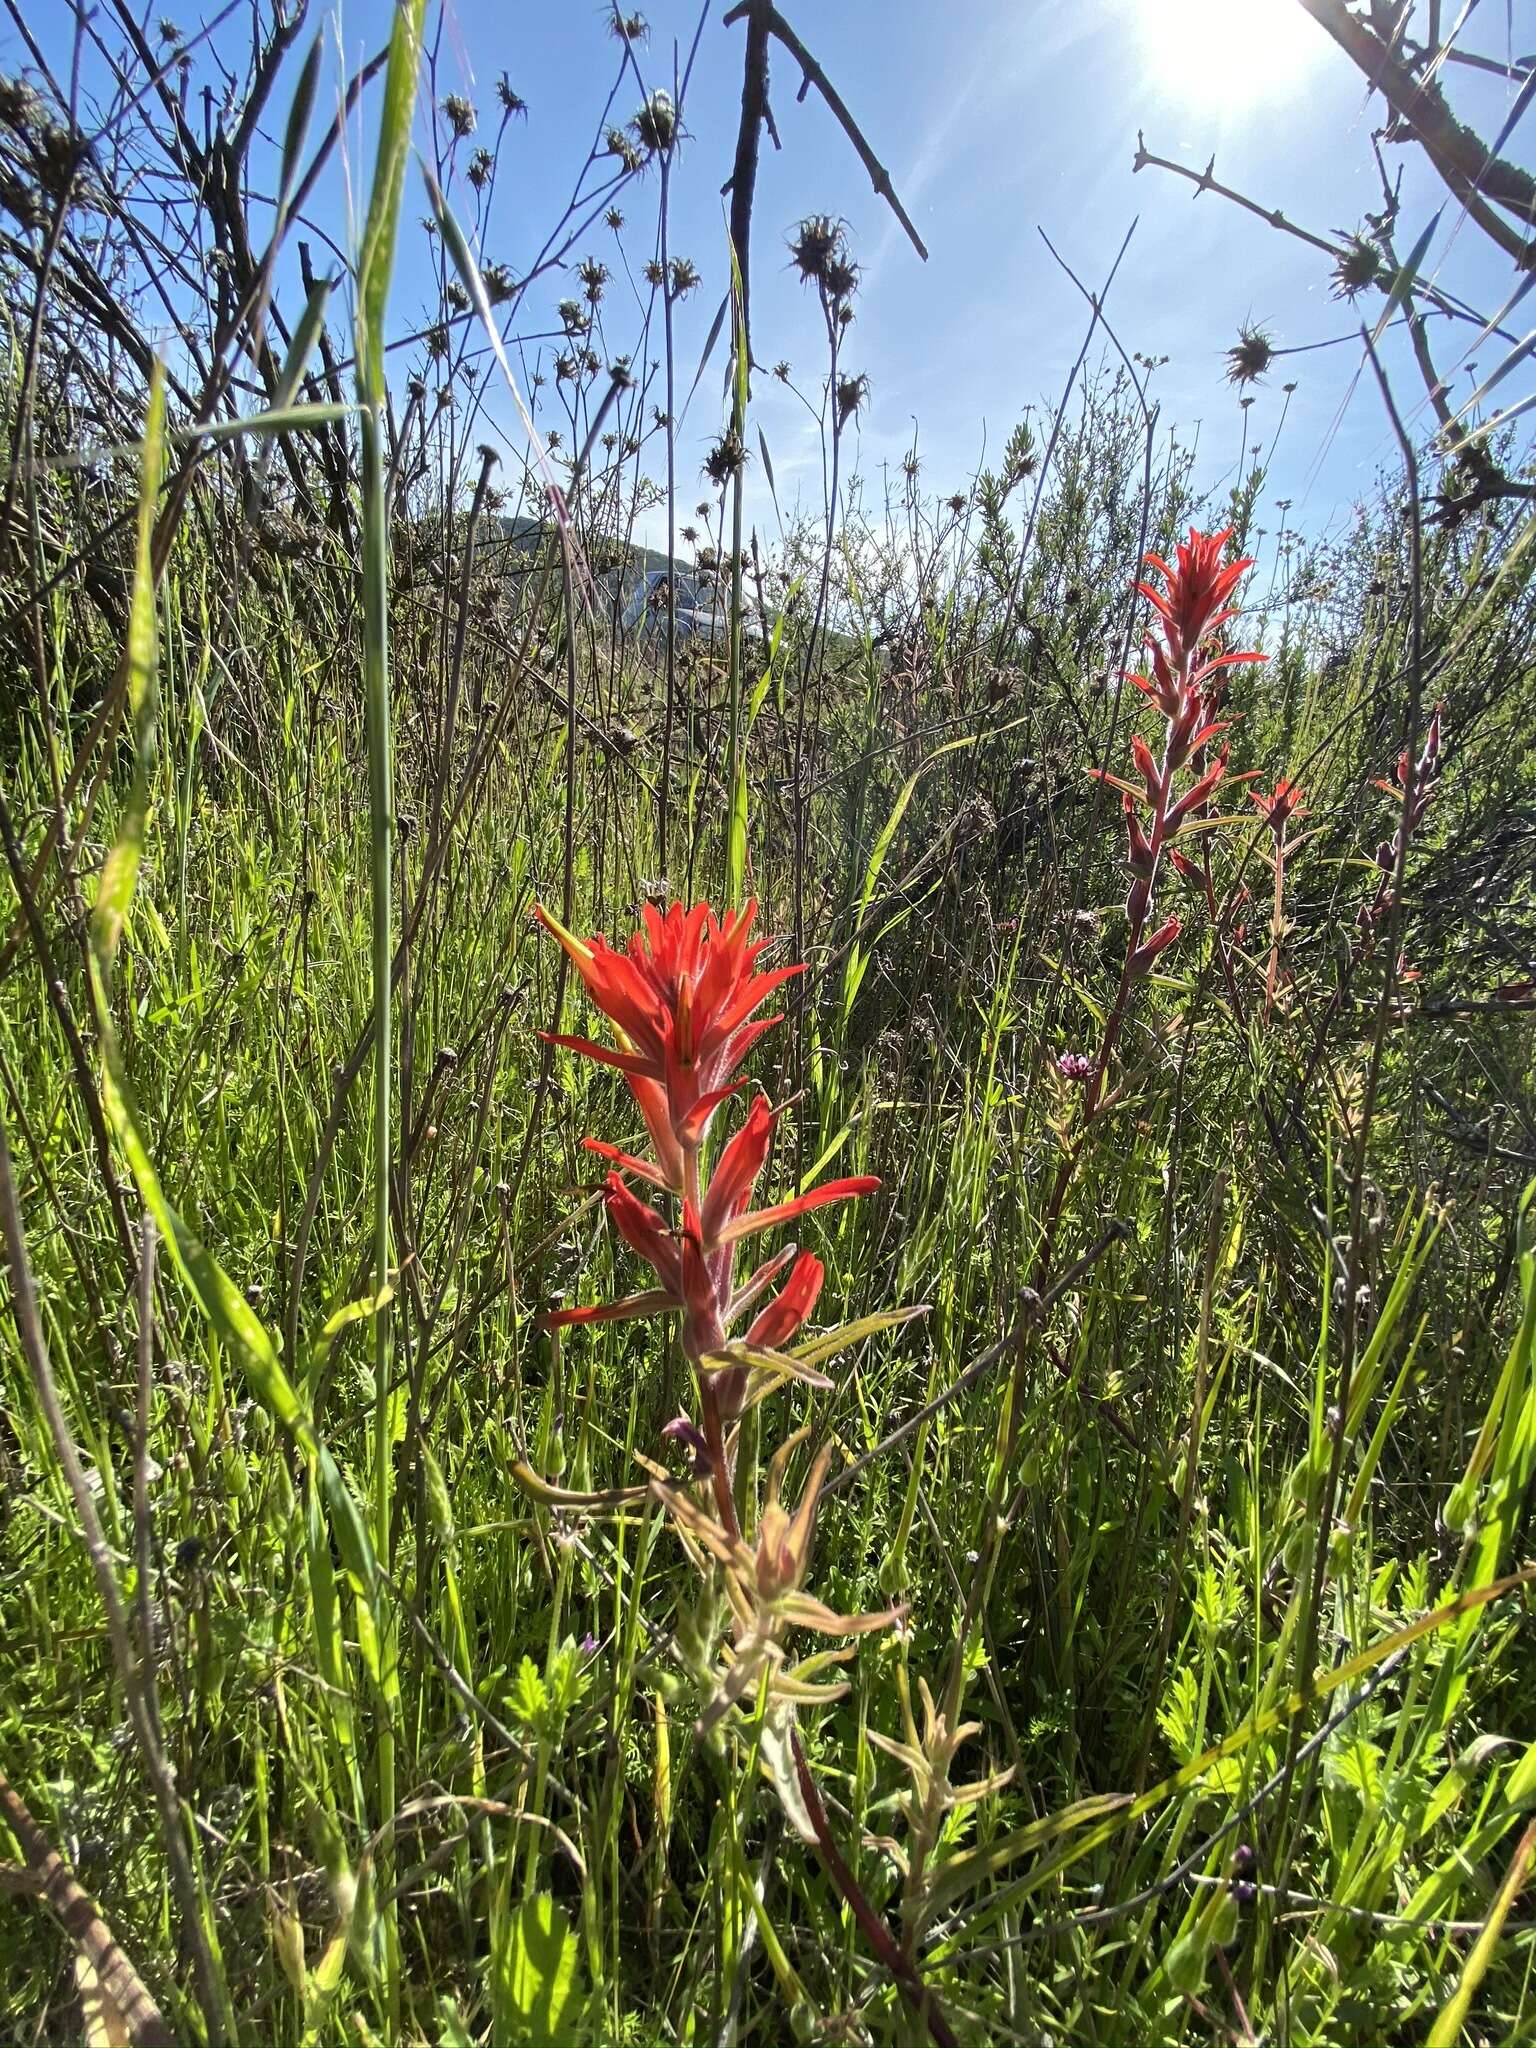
536 901 879 1420
535 899 803 1181
1138 526 1256 672
1250 779 1307 834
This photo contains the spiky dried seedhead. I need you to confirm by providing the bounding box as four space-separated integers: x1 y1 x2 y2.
496 74 527 117
632 90 677 155
442 94 476 140
1226 324 1275 387
1331 233 1385 300
669 256 701 298
789 214 845 287
703 428 748 487
606 126 643 173
579 257 610 303
835 371 870 429
825 256 860 305
0 76 41 132
609 8 649 39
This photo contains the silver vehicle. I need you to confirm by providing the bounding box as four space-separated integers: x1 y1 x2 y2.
620 568 725 645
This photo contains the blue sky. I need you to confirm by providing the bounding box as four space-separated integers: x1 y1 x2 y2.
12 0 1529 554
383 0 1530 547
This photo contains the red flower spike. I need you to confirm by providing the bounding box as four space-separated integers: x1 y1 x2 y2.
745 1252 825 1350
546 1289 675 1331
680 1205 727 1361
535 899 804 1159
535 901 882 1430
1123 792 1155 878
1131 732 1161 803
1169 848 1202 886
1139 527 1255 669
728 1244 800 1322
1249 779 1307 834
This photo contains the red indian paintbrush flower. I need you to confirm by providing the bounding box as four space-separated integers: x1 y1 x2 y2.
1108 528 1266 970
1073 528 1266 1111
536 899 802 1187
537 900 878 1418
1137 526 1259 675
1250 778 1307 834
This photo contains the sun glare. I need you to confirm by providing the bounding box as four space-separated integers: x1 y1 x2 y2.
1138 0 1325 111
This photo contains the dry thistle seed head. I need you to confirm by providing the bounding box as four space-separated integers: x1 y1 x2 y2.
1332 232 1385 300
33 122 81 200
467 147 494 189
441 94 476 140
703 428 747 486
609 7 649 39
579 257 609 303
554 351 578 384
606 126 643 173
1226 324 1275 386
0 75 40 132
825 255 860 307
425 324 449 360
789 213 843 284
835 371 870 429
643 258 665 289
605 207 625 231
632 89 677 155
483 264 516 305
496 73 527 117
558 298 590 335
669 255 701 298
773 359 791 382
445 280 469 312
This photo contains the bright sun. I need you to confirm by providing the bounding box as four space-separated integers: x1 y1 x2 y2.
1137 0 1326 111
